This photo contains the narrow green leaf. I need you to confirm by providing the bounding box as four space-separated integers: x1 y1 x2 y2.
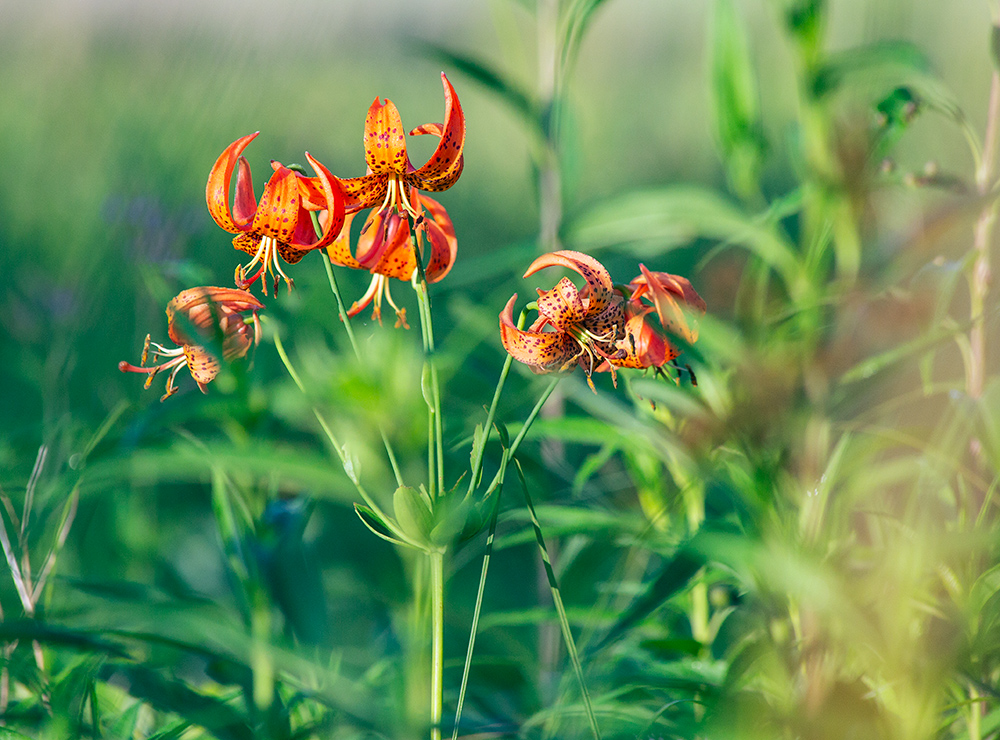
108 701 142 740
711 0 766 198
515 461 601 740
353 504 408 548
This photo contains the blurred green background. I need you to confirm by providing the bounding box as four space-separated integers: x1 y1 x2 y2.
3 0 1000 738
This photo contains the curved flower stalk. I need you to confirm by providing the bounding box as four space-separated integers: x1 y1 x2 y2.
119 287 263 400
206 132 346 296
499 250 704 391
326 73 464 325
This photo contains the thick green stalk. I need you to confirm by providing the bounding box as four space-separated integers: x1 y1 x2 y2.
429 550 445 740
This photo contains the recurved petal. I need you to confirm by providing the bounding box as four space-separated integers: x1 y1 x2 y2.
166 287 263 345
523 250 614 315
610 312 677 369
360 211 416 280
233 156 257 226
408 73 465 191
291 152 345 250
500 295 579 372
418 194 457 283
206 132 259 233
363 97 408 176
635 264 705 343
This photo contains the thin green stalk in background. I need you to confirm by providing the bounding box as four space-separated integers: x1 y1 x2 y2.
451 467 504 740
515 460 601 740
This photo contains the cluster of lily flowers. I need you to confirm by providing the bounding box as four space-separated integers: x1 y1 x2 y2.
120 74 704 401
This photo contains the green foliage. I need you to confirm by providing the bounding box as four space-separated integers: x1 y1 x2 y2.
4 0 1000 739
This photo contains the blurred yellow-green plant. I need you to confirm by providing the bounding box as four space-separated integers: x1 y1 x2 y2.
3 1 1000 739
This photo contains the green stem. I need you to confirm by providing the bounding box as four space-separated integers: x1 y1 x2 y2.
430 550 445 740
466 308 531 500
412 241 445 498
450 466 505 740
321 253 405 487
481 377 561 499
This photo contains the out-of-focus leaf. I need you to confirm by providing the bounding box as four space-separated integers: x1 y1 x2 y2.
838 322 965 385
0 620 130 658
813 41 930 98
590 539 704 653
567 187 804 297
711 0 766 199
100 663 253 740
108 701 142 740
560 0 613 74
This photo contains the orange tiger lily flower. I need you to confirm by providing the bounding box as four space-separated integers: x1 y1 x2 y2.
338 72 465 217
325 190 456 327
326 73 463 326
206 132 345 296
120 287 263 400
500 251 697 391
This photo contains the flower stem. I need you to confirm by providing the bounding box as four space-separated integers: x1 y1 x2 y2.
411 232 445 498
429 549 445 740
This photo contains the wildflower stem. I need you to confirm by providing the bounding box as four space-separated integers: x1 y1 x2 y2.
320 252 405 486
482 376 561 499
430 549 445 740
451 457 505 740
466 308 528 500
411 231 445 499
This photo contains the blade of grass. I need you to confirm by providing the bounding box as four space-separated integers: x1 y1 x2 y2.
514 460 601 740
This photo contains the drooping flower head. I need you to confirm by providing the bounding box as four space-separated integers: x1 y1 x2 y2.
207 132 345 296
500 251 704 391
326 73 464 326
119 287 263 400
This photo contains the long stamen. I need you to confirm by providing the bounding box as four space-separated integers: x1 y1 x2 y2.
383 279 409 329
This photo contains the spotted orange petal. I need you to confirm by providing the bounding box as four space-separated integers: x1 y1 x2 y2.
536 277 586 331
299 151 345 250
326 212 364 270
166 287 263 345
419 194 457 283
364 97 408 176
206 132 259 234
360 211 416 281
184 345 221 388
408 73 465 192
523 250 614 316
500 295 579 372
